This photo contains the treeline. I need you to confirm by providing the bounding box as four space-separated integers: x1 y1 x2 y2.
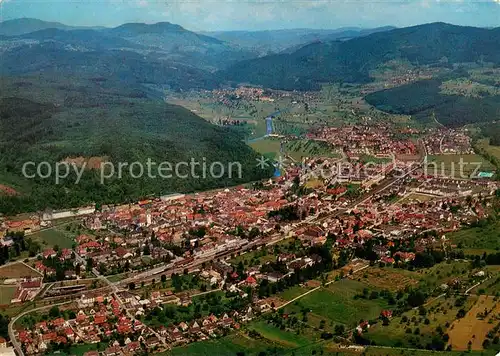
365 76 500 127
0 231 41 265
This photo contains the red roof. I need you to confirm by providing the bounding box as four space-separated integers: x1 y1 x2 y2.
245 276 257 285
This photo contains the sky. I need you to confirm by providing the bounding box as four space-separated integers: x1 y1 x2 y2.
0 0 499 31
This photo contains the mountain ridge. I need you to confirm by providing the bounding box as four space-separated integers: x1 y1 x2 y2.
222 22 500 90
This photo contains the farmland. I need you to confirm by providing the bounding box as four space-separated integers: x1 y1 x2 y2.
353 267 420 291
448 295 500 351
283 279 391 328
278 285 313 301
0 262 42 279
284 139 339 161
248 320 313 348
169 333 281 355
248 138 282 159
365 295 478 349
472 266 500 296
249 137 339 161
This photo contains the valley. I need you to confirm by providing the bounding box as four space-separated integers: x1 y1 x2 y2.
0 14 500 356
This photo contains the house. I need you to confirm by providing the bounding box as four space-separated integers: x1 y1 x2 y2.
243 275 257 287
356 321 370 334
43 249 57 259
380 310 393 319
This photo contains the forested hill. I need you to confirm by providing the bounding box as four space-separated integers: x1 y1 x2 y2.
222 23 500 90
0 76 272 215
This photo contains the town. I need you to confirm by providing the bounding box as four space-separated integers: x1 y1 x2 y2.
0 120 499 356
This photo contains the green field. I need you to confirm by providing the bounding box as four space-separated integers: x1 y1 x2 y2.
284 139 339 161
249 137 340 162
169 333 281 355
248 320 313 348
249 138 282 159
30 227 76 249
284 279 391 328
0 286 16 305
229 248 277 268
278 286 313 301
472 266 500 296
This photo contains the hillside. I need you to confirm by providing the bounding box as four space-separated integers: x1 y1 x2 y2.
0 76 272 215
0 41 220 91
364 73 500 127
102 22 255 69
206 26 396 55
0 20 256 84
0 18 75 36
223 23 500 90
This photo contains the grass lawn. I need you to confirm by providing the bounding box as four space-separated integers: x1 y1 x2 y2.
0 286 16 305
284 279 390 328
106 273 128 283
229 248 276 268
278 286 312 301
68 343 101 356
415 261 472 291
249 138 282 159
472 266 500 296
30 227 76 249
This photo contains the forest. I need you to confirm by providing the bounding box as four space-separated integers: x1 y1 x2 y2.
0 76 272 215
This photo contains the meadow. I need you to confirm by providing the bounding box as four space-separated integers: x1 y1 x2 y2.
169 333 282 355
283 279 391 328
365 295 478 349
30 226 77 249
448 222 500 254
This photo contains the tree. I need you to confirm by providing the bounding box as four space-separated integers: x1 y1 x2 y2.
128 282 136 290
334 324 345 335
49 306 60 318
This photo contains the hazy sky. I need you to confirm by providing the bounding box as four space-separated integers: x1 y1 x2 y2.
0 0 499 31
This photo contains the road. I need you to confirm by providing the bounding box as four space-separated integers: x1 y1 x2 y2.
8 139 429 352
8 301 72 356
